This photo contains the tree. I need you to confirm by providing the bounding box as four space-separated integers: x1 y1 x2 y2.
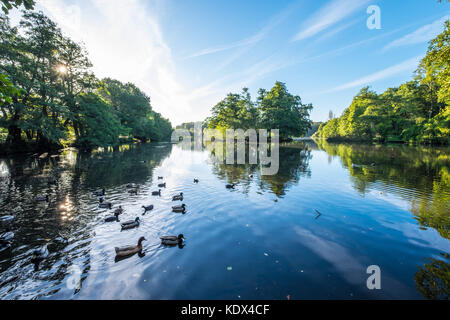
99 78 172 142
1 0 35 14
315 21 449 145
258 81 312 140
207 88 258 132
0 11 173 152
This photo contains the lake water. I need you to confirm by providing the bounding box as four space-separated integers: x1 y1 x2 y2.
0 141 448 300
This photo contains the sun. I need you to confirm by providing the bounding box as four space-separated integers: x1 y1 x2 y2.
57 65 68 74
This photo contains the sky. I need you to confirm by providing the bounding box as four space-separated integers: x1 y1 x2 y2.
9 0 450 125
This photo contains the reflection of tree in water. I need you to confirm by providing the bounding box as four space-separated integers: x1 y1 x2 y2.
315 139 450 300
73 143 173 188
414 254 450 300
0 143 172 296
315 139 450 238
210 142 312 197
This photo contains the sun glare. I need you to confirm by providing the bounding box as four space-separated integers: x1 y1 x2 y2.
57 65 68 74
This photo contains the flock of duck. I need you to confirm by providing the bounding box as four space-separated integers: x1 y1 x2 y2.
96 176 192 258
0 175 206 262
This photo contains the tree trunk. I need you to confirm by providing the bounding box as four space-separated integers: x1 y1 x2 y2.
6 125 23 146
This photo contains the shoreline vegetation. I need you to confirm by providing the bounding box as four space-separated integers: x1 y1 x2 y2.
1 4 448 157
0 10 172 155
314 21 449 146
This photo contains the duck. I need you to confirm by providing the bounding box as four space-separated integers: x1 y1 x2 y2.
248 174 253 179
0 214 15 228
158 176 163 180
194 178 199 183
172 204 186 213
113 206 124 215
126 183 136 189
128 188 138 195
104 212 120 222
160 234 185 246
142 205 154 213
115 237 146 257
33 244 49 261
158 182 166 188
152 189 161 196
36 195 49 202
121 217 140 230
92 188 105 196
172 192 183 201
99 199 112 209
226 184 236 189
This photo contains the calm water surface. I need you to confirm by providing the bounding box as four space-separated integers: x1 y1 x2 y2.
0 141 449 300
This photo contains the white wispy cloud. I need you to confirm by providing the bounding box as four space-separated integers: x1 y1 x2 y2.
186 0 301 61
34 0 225 125
292 0 371 42
326 56 421 93
383 15 449 51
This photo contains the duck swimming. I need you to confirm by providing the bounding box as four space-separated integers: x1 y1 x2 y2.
92 188 105 196
99 199 112 209
128 188 138 195
33 244 49 261
36 195 49 202
158 182 166 188
121 217 140 230
194 178 199 183
104 212 120 222
160 234 185 246
158 176 163 180
152 189 161 196
115 237 146 257
142 205 154 213
126 183 136 189
113 206 124 215
172 192 183 201
172 204 186 213
226 184 236 189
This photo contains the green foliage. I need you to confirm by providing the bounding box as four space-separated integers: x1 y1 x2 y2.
206 83 312 140
415 257 450 300
99 78 172 142
74 93 122 150
315 21 449 145
1 0 34 14
0 12 172 152
207 87 258 132
0 73 20 106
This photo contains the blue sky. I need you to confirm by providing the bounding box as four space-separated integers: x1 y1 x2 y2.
12 0 450 125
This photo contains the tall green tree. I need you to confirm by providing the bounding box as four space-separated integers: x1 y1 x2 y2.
257 81 312 140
